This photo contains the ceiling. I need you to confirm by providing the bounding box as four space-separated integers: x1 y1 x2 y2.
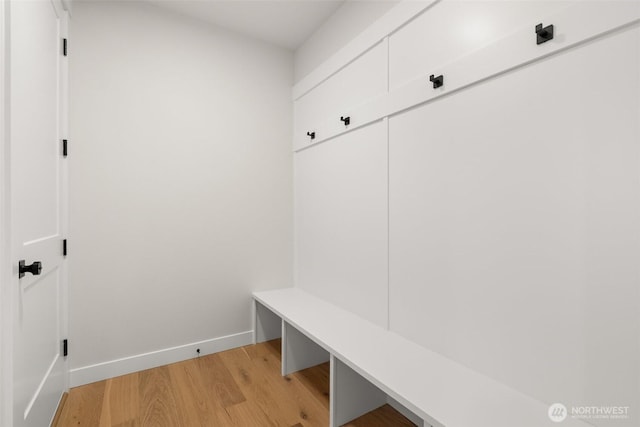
148 0 346 50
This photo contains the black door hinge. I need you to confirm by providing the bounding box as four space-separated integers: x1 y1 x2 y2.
63 38 68 56
62 139 68 157
63 339 68 357
63 239 67 256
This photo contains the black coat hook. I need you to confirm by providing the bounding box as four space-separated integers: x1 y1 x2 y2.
307 131 315 140
535 23 554 44
429 74 444 89
340 116 350 126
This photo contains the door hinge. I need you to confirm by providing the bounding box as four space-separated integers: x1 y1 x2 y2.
63 38 68 56
63 239 68 256
62 139 68 157
63 339 68 357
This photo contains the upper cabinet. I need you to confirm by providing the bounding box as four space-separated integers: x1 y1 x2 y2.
293 40 387 151
388 0 569 90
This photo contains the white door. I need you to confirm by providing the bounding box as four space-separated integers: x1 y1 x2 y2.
10 0 68 426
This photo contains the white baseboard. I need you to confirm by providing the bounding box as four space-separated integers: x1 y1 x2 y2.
69 330 253 387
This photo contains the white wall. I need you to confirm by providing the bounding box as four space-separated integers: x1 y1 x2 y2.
69 0 293 384
293 0 399 83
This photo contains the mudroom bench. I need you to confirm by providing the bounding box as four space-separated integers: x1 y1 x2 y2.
253 288 587 427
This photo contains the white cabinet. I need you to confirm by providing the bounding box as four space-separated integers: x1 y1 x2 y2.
388 26 640 411
295 121 388 328
294 41 387 150
388 0 569 90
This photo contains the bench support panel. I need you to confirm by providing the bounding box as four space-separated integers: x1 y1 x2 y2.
330 355 386 427
282 321 330 376
387 396 427 427
254 301 282 343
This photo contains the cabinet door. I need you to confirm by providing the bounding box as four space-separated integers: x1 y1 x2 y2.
389 26 640 410
294 41 387 149
295 121 388 328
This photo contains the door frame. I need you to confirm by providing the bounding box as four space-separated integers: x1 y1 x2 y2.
1 0 13 425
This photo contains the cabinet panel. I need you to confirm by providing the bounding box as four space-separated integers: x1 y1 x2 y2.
294 41 387 149
388 0 569 90
389 27 640 411
295 121 388 328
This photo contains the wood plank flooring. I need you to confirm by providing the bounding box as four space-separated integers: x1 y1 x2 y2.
55 339 415 427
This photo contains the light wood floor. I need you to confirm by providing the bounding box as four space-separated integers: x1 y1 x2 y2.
54 339 415 426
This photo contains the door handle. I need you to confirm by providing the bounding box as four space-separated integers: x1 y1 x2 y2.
19 260 42 278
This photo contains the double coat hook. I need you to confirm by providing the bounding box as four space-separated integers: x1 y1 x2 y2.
535 23 554 44
429 74 444 89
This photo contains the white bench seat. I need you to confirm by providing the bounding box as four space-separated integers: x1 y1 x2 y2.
253 288 587 427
